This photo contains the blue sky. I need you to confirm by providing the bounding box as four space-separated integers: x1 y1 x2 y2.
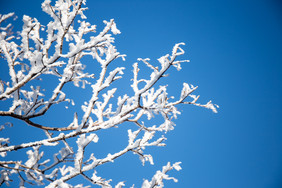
1 0 282 187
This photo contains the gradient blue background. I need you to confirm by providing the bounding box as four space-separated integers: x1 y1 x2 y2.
1 0 282 187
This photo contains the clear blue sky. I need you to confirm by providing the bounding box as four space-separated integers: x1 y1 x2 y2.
1 0 282 187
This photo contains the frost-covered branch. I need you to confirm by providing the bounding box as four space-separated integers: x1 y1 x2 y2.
141 162 182 188
0 0 218 187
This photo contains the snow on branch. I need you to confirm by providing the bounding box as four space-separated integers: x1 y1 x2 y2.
0 0 218 187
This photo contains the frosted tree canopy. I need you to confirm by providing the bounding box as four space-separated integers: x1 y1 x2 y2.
0 0 217 187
